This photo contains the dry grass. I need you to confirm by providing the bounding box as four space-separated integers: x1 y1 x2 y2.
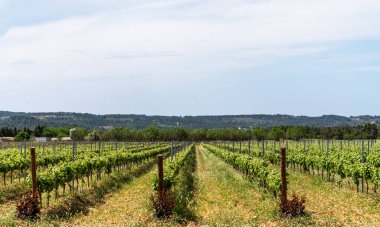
65 167 157 226
287 170 380 226
194 145 277 226
0 202 18 226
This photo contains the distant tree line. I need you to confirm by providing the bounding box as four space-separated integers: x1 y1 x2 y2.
1 111 380 130
0 123 378 142
1 126 45 138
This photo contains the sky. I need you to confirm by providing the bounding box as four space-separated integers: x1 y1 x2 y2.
0 0 380 116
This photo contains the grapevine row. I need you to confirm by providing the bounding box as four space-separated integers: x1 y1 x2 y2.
153 144 195 191
203 143 281 196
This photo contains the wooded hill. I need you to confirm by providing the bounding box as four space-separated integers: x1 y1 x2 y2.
0 111 379 129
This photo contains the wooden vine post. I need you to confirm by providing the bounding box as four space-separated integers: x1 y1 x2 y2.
361 140 364 193
248 140 251 155
280 144 287 211
303 140 306 155
170 141 174 162
30 147 38 199
70 128 77 193
23 141 27 183
157 155 164 201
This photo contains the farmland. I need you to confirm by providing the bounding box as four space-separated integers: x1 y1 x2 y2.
1 140 380 226
2 0 380 226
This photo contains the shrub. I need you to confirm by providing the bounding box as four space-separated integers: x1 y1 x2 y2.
279 193 306 217
151 189 175 218
16 192 40 220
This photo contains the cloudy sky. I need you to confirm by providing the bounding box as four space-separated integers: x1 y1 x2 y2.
1 0 380 116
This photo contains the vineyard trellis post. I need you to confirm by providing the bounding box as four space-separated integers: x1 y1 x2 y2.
367 140 370 155
280 146 287 211
248 140 251 155
70 128 77 193
157 155 164 201
30 147 38 199
170 141 174 162
23 141 27 183
361 140 365 193
361 140 365 163
303 140 306 155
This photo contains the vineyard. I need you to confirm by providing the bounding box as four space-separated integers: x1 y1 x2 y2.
211 139 380 194
1 140 380 225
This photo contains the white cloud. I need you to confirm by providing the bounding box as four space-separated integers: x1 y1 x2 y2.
0 0 379 87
